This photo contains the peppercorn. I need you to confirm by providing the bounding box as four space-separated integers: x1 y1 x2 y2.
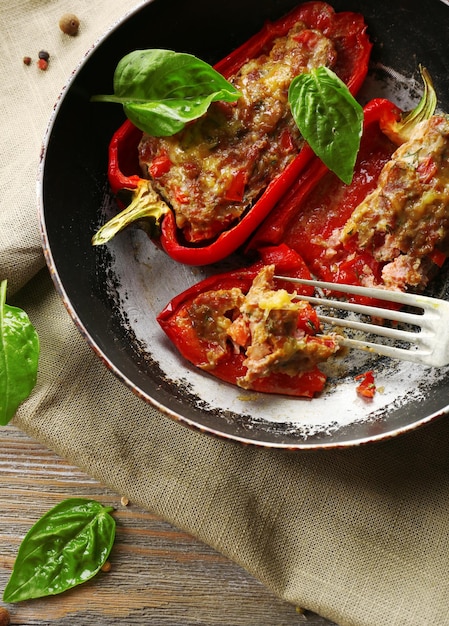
38 50 50 61
0 606 11 626
23 56 32 66
59 13 80 36
37 58 48 71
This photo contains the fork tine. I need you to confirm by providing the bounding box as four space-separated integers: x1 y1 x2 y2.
275 276 427 308
316 313 422 342
337 336 432 364
288 292 424 327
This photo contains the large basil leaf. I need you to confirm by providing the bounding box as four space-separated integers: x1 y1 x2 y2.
0 279 39 425
288 66 364 184
3 499 116 603
92 49 241 136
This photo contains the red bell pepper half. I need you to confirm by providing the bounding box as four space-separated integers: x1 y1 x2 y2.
157 244 341 398
248 85 446 301
96 2 372 265
248 99 401 284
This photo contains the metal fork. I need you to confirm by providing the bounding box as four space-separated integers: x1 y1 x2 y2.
274 276 449 367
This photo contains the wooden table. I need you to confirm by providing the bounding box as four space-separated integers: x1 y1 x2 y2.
0 425 336 625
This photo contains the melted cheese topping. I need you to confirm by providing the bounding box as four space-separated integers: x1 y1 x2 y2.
139 24 336 242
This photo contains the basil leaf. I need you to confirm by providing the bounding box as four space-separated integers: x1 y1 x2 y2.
3 499 116 603
92 49 241 136
0 279 39 426
288 66 363 184
123 95 225 138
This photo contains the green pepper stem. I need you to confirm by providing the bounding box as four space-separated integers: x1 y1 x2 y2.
92 180 170 245
0 279 6 307
382 65 437 145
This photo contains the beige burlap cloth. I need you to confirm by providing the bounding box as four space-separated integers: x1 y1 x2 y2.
2 2 449 624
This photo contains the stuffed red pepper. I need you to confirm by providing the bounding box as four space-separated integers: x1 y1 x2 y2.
249 70 449 296
157 245 341 397
93 1 371 265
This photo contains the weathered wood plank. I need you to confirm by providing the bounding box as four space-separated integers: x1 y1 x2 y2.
0 425 336 625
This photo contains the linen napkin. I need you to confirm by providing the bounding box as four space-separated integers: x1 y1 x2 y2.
2 2 449 625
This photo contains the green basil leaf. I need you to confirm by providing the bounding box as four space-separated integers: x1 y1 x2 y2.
288 66 364 184
0 279 39 426
92 49 241 136
123 94 224 137
3 498 116 603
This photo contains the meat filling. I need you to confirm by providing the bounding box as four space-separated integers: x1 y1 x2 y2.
187 265 340 388
340 115 449 290
138 23 336 242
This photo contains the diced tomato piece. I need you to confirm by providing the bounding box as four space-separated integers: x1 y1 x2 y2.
296 304 320 334
355 370 376 398
280 128 295 152
293 29 320 49
227 316 250 347
224 170 247 202
149 153 172 178
173 186 190 204
428 248 447 268
417 156 438 184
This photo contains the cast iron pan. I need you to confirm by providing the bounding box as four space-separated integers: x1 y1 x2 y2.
39 0 449 448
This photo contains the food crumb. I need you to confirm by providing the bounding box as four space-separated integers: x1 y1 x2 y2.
101 561 112 573
0 606 11 626
120 496 129 507
59 13 80 36
237 393 259 402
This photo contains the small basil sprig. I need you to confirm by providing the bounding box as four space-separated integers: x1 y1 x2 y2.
92 49 241 136
288 66 364 184
3 499 116 603
0 279 39 426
